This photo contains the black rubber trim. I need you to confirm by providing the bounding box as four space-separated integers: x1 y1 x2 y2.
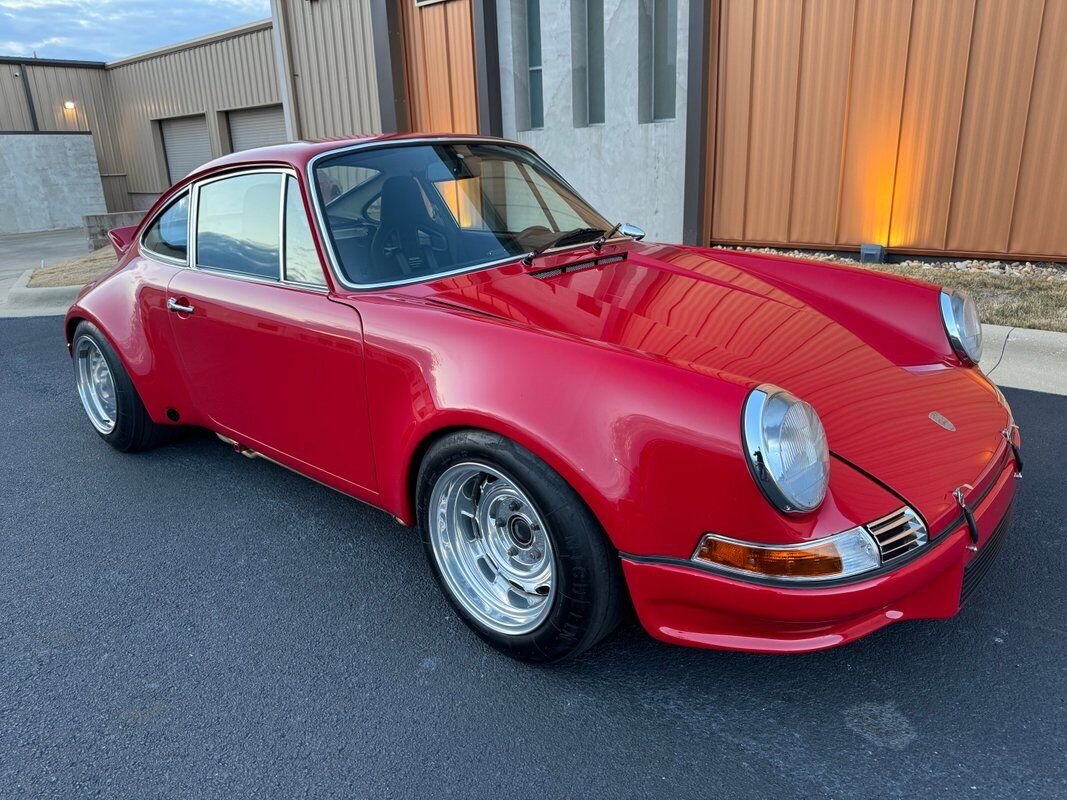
621 491 1016 590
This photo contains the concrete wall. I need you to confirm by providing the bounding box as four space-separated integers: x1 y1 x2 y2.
497 0 690 243
84 210 146 251
0 133 106 235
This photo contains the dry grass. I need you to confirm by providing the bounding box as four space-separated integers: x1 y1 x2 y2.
726 246 1067 333
27 246 116 288
865 263 1067 333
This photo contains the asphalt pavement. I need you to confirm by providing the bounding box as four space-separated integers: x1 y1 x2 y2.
1 315 1064 799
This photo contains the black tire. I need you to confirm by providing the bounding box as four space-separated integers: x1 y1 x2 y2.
417 429 625 663
72 320 168 452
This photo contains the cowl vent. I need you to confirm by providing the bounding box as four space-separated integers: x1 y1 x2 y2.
532 253 626 279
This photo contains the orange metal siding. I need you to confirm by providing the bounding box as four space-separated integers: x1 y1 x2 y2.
401 0 479 135
711 0 1067 260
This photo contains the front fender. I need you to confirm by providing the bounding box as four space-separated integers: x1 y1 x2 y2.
358 296 901 558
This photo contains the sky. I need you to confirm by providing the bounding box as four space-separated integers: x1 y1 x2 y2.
0 0 272 62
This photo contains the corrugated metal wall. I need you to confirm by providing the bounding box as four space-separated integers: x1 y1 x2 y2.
0 64 34 130
401 0 480 134
711 0 1067 261
20 64 129 211
277 0 381 138
107 21 281 200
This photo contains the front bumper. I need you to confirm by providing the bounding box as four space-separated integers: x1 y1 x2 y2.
622 445 1018 654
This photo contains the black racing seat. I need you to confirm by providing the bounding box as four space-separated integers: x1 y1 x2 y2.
369 176 448 282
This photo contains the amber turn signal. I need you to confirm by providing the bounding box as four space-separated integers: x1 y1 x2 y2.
691 529 881 583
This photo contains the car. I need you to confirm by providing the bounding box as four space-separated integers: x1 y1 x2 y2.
65 134 1020 662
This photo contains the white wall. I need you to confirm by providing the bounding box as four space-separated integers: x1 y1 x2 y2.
497 0 689 243
0 134 106 235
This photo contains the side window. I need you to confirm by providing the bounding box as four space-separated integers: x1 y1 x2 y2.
283 177 326 287
142 193 189 262
196 172 282 279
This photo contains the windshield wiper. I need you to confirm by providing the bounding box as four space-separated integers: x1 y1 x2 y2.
522 227 606 266
592 222 623 251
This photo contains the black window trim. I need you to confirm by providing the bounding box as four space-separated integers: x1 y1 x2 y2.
189 166 329 293
139 189 191 266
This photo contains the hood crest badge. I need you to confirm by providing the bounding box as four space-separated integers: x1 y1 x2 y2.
929 411 956 432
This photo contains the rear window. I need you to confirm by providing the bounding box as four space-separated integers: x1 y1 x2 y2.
141 193 189 262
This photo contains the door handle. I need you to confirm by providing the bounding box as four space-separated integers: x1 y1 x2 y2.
167 297 195 315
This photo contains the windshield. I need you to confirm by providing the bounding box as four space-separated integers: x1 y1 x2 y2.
312 142 611 286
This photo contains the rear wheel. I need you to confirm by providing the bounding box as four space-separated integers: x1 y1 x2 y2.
72 321 167 452
418 430 624 662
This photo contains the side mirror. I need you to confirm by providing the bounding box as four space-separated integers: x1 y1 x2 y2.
621 223 645 241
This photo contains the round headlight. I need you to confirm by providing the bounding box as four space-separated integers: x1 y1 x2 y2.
940 288 982 364
742 385 829 514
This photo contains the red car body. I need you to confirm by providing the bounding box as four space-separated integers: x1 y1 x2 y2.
65 134 1018 654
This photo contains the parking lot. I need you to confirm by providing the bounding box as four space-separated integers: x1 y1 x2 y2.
2 314 1064 799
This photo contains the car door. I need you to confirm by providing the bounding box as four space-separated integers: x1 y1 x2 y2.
166 168 377 497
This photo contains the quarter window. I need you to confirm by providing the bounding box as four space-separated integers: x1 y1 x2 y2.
283 177 326 286
196 172 283 279
141 193 189 262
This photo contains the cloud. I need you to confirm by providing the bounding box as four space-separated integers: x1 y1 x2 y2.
0 0 271 61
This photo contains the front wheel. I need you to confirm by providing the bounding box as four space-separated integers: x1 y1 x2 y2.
418 430 625 662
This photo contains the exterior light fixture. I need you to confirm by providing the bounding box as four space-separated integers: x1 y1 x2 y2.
859 243 886 264
63 100 76 110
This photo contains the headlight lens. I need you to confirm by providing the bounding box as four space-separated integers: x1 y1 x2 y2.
692 527 880 582
940 288 983 364
742 385 829 514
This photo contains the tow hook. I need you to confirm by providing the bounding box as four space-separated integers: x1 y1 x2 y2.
954 484 979 552
1003 423 1023 478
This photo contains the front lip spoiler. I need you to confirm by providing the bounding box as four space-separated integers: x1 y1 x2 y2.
622 444 1015 590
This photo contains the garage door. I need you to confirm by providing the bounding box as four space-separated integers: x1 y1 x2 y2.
160 116 212 183
228 106 287 152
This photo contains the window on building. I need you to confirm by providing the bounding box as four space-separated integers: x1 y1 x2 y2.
283 176 326 287
141 192 189 262
571 0 605 126
638 0 677 123
527 0 544 129
196 172 283 279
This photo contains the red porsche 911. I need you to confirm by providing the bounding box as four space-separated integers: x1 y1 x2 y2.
65 134 1019 662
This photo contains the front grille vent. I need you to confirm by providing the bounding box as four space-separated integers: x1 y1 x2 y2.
866 506 928 563
532 253 626 279
960 514 1009 606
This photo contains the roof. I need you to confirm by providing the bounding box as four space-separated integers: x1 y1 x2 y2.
0 19 271 70
188 133 528 176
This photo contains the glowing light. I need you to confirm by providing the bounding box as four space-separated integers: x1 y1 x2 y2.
63 100 76 110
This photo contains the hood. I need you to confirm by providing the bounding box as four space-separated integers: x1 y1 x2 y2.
421 243 1010 532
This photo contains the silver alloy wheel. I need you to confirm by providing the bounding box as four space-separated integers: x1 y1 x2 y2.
74 335 117 434
428 462 556 635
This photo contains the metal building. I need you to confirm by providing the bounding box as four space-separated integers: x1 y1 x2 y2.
1 0 1064 261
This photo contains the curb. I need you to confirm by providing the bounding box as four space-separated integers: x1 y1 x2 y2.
0 269 80 317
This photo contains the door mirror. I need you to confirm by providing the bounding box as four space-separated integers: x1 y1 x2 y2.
621 223 645 241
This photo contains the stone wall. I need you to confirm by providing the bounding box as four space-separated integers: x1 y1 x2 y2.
0 133 107 235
